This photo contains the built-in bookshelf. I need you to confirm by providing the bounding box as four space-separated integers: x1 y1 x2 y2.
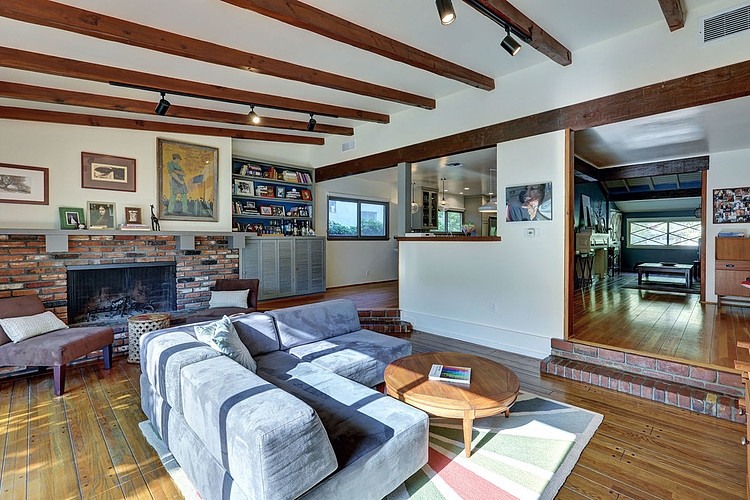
231 157 315 236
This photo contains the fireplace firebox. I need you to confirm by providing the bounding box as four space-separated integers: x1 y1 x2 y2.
67 263 176 324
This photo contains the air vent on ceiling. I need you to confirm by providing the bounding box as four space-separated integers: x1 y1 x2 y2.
699 2 750 45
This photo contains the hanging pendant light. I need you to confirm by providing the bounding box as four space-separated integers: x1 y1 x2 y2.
478 168 498 212
438 177 448 212
410 182 420 214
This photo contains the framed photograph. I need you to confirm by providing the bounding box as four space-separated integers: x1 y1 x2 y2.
157 138 218 221
271 205 285 216
301 189 312 201
298 207 309 218
714 187 750 223
275 186 286 198
260 206 273 216
81 152 136 192
88 201 116 229
124 207 142 225
234 178 254 195
0 163 49 205
59 207 85 230
505 182 553 222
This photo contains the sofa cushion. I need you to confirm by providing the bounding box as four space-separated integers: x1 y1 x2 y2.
0 311 68 343
181 355 338 500
269 299 362 350
194 316 256 372
208 289 249 309
0 295 47 346
231 312 280 356
286 329 412 387
0 326 113 366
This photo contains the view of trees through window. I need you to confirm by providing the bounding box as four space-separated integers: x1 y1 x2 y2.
628 219 701 247
328 197 388 239
436 210 463 233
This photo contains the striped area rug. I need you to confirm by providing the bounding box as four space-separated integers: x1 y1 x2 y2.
386 392 603 500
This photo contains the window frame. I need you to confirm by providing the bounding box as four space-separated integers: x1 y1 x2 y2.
626 217 701 249
434 209 464 234
327 196 390 241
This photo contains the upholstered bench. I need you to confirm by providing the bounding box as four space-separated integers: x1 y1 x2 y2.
0 295 114 395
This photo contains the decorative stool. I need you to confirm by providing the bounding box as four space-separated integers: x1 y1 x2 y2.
127 313 170 364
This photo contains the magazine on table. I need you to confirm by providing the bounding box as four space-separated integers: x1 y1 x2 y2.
428 364 471 384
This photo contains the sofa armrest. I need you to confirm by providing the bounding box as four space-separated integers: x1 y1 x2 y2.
269 299 362 350
181 356 338 500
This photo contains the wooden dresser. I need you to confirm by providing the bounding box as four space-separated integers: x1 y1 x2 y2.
715 237 750 306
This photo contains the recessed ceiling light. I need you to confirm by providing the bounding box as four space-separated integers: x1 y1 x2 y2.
464 187 470 190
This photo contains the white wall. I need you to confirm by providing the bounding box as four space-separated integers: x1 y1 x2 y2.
705 148 750 301
0 120 233 231
400 131 567 358
316 174 399 287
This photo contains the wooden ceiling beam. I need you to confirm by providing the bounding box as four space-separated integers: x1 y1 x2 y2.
0 0 434 109
657 0 686 32
463 0 571 66
0 47 388 124
608 188 701 202
573 157 601 182
597 156 709 181
219 0 494 91
0 81 354 136
0 106 324 145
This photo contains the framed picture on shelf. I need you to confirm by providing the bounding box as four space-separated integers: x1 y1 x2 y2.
0 163 49 205
59 207 85 230
124 206 142 224
298 207 309 218
271 205 285 216
275 186 286 198
260 206 273 216
288 207 299 217
81 152 136 192
714 187 750 223
157 138 218 221
301 189 312 201
87 201 116 229
255 185 274 198
234 178 254 195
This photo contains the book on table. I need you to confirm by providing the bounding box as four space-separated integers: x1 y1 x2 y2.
428 364 471 384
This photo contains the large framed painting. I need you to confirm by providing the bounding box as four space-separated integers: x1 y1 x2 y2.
0 163 49 205
505 182 553 222
157 138 219 221
81 152 136 192
714 187 750 223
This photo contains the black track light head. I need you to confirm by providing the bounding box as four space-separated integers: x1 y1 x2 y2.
501 26 521 56
307 113 317 132
436 0 456 25
155 92 170 115
248 105 261 125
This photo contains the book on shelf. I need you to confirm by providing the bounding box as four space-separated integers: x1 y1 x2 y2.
428 364 471 384
119 224 150 231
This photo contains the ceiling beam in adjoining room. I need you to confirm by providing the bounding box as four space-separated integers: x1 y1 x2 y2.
463 0 571 66
0 82 354 136
608 187 701 202
597 156 709 181
0 47 389 123
0 106 325 145
657 0 686 32
573 156 601 182
0 0 435 109
220 0 495 91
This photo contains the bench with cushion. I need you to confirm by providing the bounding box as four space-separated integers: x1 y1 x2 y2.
186 278 259 324
0 295 114 395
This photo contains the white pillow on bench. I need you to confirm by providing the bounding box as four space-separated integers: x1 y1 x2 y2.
208 289 249 309
0 311 68 343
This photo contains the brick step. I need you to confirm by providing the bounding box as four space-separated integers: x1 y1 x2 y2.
541 355 745 423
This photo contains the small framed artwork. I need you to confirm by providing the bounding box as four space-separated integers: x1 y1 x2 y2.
0 163 49 205
234 178 254 195
275 186 286 198
81 152 136 192
298 208 309 218
301 189 312 201
505 182 553 222
88 201 116 229
714 187 750 223
59 207 85 230
271 205 285 216
124 207 142 225
260 206 273 216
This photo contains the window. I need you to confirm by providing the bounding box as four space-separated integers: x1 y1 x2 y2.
436 210 464 233
328 197 388 240
627 218 701 248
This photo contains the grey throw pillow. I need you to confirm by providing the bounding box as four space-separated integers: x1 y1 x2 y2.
208 289 249 309
194 315 257 372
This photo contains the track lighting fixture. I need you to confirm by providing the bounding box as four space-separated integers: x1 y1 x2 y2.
436 0 456 25
307 113 317 131
248 105 261 124
155 92 170 115
501 25 521 56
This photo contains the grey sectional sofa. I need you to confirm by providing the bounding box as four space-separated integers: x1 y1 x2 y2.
140 299 428 500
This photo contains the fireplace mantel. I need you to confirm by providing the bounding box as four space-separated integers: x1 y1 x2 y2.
0 229 244 252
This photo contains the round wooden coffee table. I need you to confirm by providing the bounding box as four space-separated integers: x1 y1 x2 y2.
385 351 520 457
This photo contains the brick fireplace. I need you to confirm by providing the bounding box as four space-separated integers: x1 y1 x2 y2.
0 232 240 377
